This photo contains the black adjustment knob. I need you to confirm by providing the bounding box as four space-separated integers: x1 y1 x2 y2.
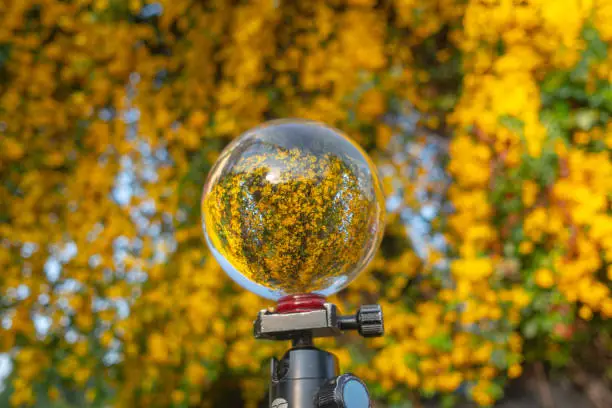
357 305 384 337
317 374 370 408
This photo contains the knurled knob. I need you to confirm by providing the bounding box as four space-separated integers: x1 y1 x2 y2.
317 374 370 408
357 305 384 337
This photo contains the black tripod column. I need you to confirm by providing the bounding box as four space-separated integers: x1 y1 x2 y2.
269 347 338 408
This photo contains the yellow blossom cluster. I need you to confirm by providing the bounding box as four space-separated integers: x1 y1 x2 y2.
446 0 612 404
1 0 612 407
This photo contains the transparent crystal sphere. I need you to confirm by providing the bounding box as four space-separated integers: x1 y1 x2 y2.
201 119 385 300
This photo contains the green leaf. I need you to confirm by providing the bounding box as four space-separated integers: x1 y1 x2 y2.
499 115 525 136
523 319 539 339
427 333 453 352
389 401 414 408
487 381 504 399
0 44 11 68
404 353 418 369
583 24 608 61
442 394 458 408
491 349 508 369
575 109 598 130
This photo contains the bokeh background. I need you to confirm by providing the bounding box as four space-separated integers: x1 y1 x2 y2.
1 0 612 407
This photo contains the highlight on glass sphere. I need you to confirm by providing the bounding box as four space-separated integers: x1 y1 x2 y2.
201 119 385 300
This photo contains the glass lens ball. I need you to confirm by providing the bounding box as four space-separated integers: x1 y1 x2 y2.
201 119 385 300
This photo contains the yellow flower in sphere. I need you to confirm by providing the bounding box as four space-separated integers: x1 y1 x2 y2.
202 119 386 299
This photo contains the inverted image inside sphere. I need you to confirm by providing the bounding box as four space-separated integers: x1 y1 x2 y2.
201 119 385 300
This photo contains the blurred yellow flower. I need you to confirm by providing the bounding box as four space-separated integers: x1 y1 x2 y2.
535 268 554 289
508 364 522 379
